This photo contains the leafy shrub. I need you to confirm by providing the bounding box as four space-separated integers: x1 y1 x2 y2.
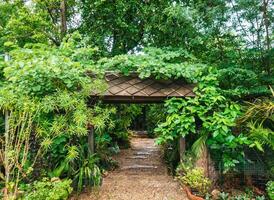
162 140 180 173
73 154 102 192
266 181 274 200
178 167 211 196
22 178 72 200
218 192 229 200
231 194 250 200
48 146 102 193
4 47 91 97
156 70 249 173
176 153 194 176
255 196 266 200
231 194 265 200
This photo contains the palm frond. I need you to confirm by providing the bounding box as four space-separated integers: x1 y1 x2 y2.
191 133 208 157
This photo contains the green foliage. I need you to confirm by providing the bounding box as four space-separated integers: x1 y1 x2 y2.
0 0 273 196
239 97 274 151
22 178 72 200
178 167 211 197
155 70 251 172
146 104 166 138
0 35 108 197
176 153 195 176
232 194 250 200
4 48 88 96
255 196 266 200
218 192 229 200
246 122 274 151
209 191 266 200
97 47 205 82
95 104 142 149
266 181 274 200
81 0 153 55
0 94 54 199
72 154 101 193
0 0 80 49
48 145 102 193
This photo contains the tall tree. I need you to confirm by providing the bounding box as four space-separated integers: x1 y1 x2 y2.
60 0 68 37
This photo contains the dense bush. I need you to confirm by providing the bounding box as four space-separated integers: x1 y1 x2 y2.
22 178 72 200
155 70 251 173
0 37 108 198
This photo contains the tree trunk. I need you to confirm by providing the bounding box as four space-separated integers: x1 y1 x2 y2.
262 0 271 74
179 137 186 161
60 0 67 38
195 146 218 185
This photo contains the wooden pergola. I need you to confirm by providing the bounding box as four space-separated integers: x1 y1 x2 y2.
88 72 196 159
90 72 195 103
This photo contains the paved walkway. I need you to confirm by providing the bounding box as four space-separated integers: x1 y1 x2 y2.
76 134 188 200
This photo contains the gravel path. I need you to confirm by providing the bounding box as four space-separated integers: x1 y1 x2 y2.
75 134 188 200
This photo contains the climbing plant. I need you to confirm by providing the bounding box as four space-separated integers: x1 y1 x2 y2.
155 69 252 173
96 47 207 82
0 34 109 198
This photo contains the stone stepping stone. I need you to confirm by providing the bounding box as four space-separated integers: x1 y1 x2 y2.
132 147 158 151
121 165 158 170
126 156 147 159
133 152 151 156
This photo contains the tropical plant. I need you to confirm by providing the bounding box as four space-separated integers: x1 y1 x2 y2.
238 89 274 152
48 144 102 193
73 154 101 192
22 178 72 200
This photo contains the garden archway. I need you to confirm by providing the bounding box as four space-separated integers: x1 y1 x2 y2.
88 72 196 159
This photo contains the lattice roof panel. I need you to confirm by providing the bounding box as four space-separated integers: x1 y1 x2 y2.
90 72 195 103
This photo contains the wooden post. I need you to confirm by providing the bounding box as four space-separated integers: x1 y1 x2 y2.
88 124 95 154
142 106 146 130
179 137 186 161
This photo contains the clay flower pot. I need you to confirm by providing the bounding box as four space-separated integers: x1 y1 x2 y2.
183 185 205 200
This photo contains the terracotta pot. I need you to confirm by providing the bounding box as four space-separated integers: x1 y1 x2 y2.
183 185 205 200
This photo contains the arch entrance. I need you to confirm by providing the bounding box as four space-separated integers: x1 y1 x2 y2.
88 72 196 160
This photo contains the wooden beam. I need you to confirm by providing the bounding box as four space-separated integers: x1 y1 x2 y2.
179 137 186 161
88 124 95 154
